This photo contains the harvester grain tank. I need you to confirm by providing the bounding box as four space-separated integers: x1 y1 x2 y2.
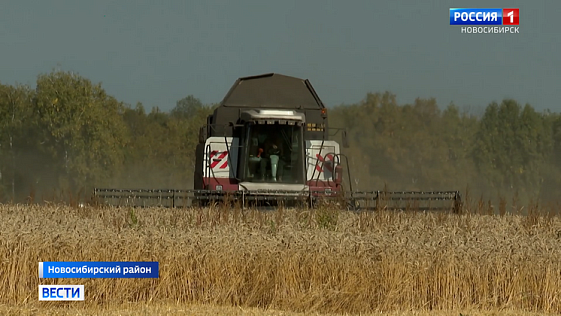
94 73 462 211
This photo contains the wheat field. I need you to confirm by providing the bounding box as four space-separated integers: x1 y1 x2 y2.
0 202 560 315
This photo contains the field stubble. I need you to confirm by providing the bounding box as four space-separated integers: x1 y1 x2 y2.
0 201 560 315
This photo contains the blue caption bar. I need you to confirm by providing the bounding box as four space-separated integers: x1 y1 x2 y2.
450 8 503 25
39 261 159 278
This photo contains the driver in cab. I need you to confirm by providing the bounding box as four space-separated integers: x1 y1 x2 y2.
259 136 284 182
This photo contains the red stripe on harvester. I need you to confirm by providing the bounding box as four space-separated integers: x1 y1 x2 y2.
219 160 228 169
315 154 334 172
210 151 228 168
315 154 323 172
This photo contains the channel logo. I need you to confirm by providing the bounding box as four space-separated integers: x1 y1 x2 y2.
39 285 84 301
450 8 519 25
502 8 519 25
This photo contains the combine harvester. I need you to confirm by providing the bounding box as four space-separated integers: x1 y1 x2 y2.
94 73 462 212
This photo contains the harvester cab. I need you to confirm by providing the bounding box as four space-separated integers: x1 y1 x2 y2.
239 109 306 186
94 73 462 212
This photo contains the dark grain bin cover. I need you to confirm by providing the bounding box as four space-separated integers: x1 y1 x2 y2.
219 73 326 110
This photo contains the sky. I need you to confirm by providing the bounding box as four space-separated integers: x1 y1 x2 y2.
1 0 559 114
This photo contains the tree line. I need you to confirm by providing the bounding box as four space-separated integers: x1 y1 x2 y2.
1 70 560 205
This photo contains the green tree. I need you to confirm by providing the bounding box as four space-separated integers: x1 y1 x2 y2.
473 102 503 195
438 103 479 190
31 70 129 193
473 100 553 203
517 105 552 194
0 83 34 201
117 100 213 189
170 95 203 119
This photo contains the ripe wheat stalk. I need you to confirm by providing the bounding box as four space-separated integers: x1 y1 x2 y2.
0 202 559 314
